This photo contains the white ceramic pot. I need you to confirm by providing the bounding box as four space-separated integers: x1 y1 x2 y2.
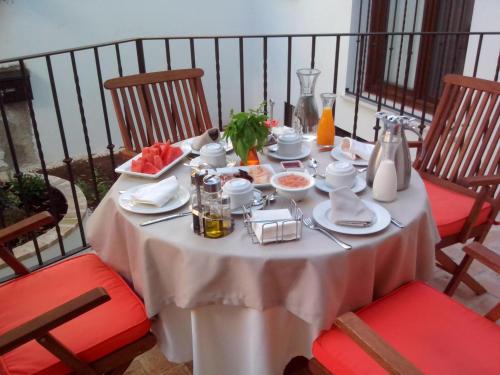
325 161 357 188
222 178 254 210
277 132 302 157
200 143 227 167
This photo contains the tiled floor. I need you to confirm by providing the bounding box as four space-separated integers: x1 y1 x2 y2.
125 225 500 375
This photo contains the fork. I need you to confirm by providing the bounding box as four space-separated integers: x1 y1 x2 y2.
303 217 352 250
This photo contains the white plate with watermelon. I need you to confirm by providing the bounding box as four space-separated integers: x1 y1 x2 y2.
115 142 191 179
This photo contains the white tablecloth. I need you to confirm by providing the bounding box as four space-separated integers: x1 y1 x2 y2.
87 140 439 375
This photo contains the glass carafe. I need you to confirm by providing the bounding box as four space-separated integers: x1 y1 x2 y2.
372 139 400 202
292 68 320 135
316 93 336 145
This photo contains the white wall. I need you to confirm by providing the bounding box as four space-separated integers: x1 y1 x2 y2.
463 0 500 80
0 0 353 165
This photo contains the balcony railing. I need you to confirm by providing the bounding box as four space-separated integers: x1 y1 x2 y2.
0 31 499 280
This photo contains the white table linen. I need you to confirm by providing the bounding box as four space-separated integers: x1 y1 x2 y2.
87 140 439 375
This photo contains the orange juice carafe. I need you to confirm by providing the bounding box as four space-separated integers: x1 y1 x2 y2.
316 93 336 146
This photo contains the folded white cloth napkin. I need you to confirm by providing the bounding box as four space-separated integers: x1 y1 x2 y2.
191 128 220 151
329 187 375 227
251 209 301 244
340 137 374 160
131 176 179 207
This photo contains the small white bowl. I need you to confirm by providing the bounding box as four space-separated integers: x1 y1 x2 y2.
271 171 314 201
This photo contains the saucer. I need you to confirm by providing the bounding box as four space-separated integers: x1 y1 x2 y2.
185 138 233 155
312 200 390 235
330 147 369 166
119 185 190 214
267 145 311 160
231 190 265 215
315 175 367 194
189 154 240 168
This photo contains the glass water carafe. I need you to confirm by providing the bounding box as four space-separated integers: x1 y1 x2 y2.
316 93 336 145
292 68 320 135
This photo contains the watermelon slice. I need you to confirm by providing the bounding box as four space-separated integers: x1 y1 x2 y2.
153 155 163 170
164 146 183 165
131 158 144 173
142 162 160 174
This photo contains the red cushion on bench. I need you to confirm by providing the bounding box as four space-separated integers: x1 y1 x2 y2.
423 178 491 238
313 281 500 374
0 254 150 375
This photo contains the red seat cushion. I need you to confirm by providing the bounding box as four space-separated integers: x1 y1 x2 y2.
423 178 491 238
313 281 500 375
0 254 151 375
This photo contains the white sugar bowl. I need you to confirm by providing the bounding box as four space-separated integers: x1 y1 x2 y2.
200 143 226 167
325 161 357 188
277 132 302 157
222 178 254 210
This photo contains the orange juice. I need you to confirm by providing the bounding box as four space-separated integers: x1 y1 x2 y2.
317 106 335 145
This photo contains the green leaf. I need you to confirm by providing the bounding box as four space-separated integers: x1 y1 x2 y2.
222 103 269 162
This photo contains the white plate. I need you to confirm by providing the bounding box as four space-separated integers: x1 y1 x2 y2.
189 154 240 168
185 138 233 155
231 190 265 215
315 175 367 194
266 145 311 160
119 185 190 214
330 147 369 166
312 199 391 235
115 143 191 179
215 164 275 188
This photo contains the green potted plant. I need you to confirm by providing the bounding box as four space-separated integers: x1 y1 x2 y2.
222 104 269 165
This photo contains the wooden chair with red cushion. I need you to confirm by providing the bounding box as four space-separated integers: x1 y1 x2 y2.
0 212 155 375
412 74 499 295
104 68 214 158
306 242 500 375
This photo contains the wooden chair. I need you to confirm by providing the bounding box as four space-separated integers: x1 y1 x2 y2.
411 74 499 295
0 212 156 374
104 68 213 156
303 242 500 375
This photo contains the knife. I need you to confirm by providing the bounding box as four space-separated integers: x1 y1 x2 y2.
140 211 191 226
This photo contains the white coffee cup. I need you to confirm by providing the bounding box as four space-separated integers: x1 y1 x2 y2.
222 178 254 210
325 161 357 188
200 143 226 167
277 132 302 157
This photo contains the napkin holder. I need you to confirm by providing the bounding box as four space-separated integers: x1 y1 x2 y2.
243 197 303 244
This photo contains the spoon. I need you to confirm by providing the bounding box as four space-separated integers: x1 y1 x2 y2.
308 158 325 179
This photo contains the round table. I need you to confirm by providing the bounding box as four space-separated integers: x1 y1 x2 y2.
87 138 439 375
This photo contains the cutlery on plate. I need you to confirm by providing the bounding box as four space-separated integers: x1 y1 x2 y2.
390 217 405 228
140 211 191 226
303 217 352 250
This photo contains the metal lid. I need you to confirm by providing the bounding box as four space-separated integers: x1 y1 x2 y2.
203 175 221 192
191 170 207 185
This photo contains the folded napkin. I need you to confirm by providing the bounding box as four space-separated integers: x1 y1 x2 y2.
251 209 301 244
131 176 179 207
329 187 375 227
340 137 374 161
191 128 220 151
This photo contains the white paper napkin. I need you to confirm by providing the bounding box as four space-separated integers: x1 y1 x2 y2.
191 128 220 151
131 176 179 207
340 137 374 160
329 187 375 227
251 209 300 244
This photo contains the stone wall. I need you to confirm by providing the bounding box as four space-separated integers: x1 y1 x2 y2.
0 101 39 179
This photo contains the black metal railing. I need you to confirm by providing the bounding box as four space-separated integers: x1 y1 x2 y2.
0 31 499 280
